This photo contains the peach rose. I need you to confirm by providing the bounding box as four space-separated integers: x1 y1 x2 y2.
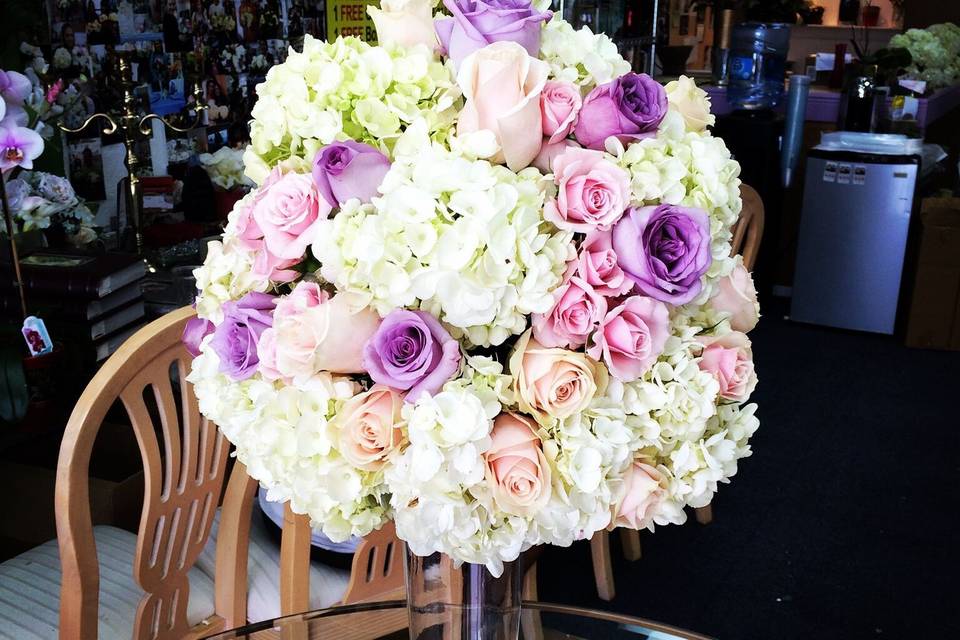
368 0 438 50
509 329 608 425
335 385 405 471
457 41 548 171
543 147 631 233
698 331 757 402
541 80 582 143
252 171 330 261
709 260 760 333
532 276 607 349
613 462 666 530
267 287 381 379
485 412 552 516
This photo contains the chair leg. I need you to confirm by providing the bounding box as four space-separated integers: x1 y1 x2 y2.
521 562 544 640
620 529 642 561
589 531 615 601
695 504 714 525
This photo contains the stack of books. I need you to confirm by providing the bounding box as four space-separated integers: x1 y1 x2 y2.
1 253 148 363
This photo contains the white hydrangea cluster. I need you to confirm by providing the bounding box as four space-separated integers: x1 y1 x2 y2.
386 382 532 575
539 19 632 88
314 125 574 347
187 338 393 541
245 35 461 184
192 242 268 323
890 24 960 89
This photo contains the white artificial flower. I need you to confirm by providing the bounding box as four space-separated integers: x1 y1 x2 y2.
539 20 631 88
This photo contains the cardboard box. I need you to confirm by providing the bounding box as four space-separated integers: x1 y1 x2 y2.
905 198 960 350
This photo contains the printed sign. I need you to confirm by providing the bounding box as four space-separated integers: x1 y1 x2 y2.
853 165 866 186
326 0 379 42
823 161 837 183
837 163 852 185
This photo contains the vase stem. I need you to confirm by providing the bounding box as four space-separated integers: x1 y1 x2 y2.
406 550 522 640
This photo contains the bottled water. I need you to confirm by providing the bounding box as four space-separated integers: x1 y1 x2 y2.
727 23 791 110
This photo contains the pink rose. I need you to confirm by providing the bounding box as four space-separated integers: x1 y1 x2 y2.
251 248 300 283
256 327 285 381
335 386 405 471
540 81 582 144
485 412 552 516
456 41 548 171
709 261 760 333
252 172 330 261
543 147 630 233
613 462 665 530
532 276 607 349
509 330 607 425
698 331 757 402
531 138 579 174
587 296 669 382
574 230 635 298
231 201 263 252
262 284 381 380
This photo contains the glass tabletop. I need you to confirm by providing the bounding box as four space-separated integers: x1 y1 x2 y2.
203 600 714 640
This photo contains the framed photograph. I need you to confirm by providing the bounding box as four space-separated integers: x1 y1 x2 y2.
67 137 108 201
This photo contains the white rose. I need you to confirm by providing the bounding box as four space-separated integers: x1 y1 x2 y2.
368 0 438 51
664 75 715 132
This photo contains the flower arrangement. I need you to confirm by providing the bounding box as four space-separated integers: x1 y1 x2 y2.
185 0 760 575
889 23 960 90
199 146 255 191
1 171 97 245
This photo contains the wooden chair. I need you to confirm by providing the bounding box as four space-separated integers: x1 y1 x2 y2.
0 307 404 639
584 184 767 599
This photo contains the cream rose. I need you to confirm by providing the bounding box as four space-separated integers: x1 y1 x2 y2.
485 412 552 516
335 385 405 471
457 41 549 171
509 329 608 426
263 285 382 380
367 0 438 51
613 462 666 530
709 259 760 333
664 75 715 132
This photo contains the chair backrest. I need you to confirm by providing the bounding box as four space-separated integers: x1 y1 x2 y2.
213 462 406 629
731 183 765 271
56 307 407 638
56 306 231 640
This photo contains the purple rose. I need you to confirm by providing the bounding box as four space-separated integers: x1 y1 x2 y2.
611 205 712 305
182 315 214 357
362 309 461 403
434 0 552 69
312 141 391 208
210 292 276 380
574 73 668 150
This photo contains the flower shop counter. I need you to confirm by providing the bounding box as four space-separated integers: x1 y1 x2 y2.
701 83 960 129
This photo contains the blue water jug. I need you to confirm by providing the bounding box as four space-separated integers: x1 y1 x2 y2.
727 22 791 110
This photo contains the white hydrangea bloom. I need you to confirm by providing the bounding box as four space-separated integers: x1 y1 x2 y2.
187 339 390 541
246 35 459 182
314 125 575 347
539 20 631 88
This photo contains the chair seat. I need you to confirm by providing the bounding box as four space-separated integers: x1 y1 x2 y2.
195 509 350 623
0 526 215 640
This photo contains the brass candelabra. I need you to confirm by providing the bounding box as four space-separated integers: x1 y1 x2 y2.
59 53 207 261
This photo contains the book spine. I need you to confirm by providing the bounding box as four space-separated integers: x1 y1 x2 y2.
1 273 101 299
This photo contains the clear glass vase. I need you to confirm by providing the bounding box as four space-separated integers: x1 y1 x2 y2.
405 550 522 640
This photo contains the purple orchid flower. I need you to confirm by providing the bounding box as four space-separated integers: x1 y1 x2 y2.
0 126 44 172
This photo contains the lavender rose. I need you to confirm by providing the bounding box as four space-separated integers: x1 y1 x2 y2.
434 0 552 69
574 73 668 150
209 292 275 380
181 316 214 357
362 309 461 403
312 141 391 208
611 204 712 305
